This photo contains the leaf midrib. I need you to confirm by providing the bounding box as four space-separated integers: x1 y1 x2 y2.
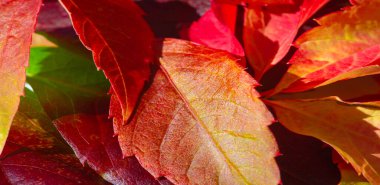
159 65 250 185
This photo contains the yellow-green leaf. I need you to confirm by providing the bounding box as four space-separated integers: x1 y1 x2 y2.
267 97 380 184
0 0 41 154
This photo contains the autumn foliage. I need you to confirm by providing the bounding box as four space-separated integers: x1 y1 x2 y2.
0 0 379 184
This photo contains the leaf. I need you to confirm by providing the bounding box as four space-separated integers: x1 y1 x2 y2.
54 114 164 185
7 89 59 150
271 123 340 185
27 41 109 119
36 0 72 32
0 0 41 154
0 89 109 184
59 0 155 122
0 147 108 185
187 2 245 59
333 152 370 185
267 97 380 184
116 39 279 184
243 0 329 80
271 75 380 102
272 1 380 94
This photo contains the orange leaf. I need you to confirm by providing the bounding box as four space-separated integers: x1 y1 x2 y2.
272 1 380 94
116 39 280 184
267 97 380 184
59 0 155 122
0 0 41 154
271 75 380 101
243 0 329 80
332 152 370 185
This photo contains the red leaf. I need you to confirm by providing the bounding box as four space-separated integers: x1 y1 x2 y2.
116 39 280 184
0 93 109 184
0 0 41 154
186 1 245 61
59 0 155 122
0 145 108 185
243 0 329 80
54 114 162 185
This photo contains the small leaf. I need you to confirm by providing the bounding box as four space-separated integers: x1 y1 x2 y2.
187 2 245 60
267 97 380 184
117 39 280 184
243 0 329 80
272 1 380 94
54 114 163 185
59 0 155 122
0 0 41 154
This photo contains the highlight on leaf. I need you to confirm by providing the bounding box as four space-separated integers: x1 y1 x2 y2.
116 39 280 185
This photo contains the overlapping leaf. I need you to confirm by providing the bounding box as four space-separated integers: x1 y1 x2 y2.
59 0 155 122
187 1 245 60
243 0 329 80
271 123 340 185
27 34 109 119
0 89 108 184
115 39 279 185
0 0 41 154
54 114 164 185
267 97 380 184
272 75 380 101
273 1 380 94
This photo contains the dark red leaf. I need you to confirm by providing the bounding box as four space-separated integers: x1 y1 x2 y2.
54 114 164 185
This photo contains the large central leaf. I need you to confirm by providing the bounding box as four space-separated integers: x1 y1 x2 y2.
115 39 279 184
0 0 41 154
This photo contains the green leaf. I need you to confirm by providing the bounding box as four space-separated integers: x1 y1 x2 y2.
27 45 109 119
